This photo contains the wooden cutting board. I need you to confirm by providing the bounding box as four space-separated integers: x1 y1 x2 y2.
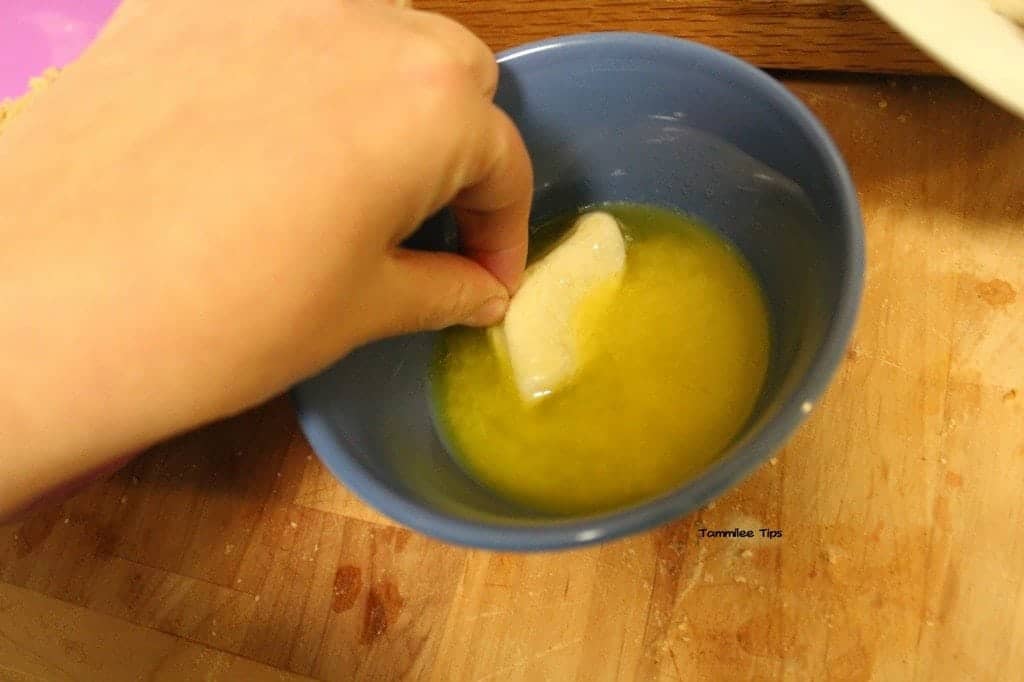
2 4 1024 681
2 74 1022 682
416 0 943 74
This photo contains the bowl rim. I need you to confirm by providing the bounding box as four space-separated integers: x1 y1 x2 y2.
292 31 865 552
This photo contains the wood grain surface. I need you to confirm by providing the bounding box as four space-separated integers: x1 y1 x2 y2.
2 73 1022 682
416 0 943 74
3 6 1024 680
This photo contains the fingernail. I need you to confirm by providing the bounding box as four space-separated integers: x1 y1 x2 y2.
465 296 509 327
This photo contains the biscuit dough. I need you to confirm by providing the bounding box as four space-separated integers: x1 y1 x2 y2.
491 210 626 403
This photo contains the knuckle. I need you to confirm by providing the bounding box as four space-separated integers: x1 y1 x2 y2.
480 57 499 96
409 38 469 91
416 280 471 330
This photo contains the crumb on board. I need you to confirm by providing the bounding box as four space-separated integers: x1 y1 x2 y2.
0 67 61 135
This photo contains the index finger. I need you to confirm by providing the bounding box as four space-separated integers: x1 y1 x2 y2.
451 105 533 294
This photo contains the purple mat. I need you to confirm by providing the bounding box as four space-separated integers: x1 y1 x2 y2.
0 0 119 99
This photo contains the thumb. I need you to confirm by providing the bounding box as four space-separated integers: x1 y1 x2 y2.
381 248 511 335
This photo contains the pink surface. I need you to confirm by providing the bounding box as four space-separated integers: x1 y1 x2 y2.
0 0 119 99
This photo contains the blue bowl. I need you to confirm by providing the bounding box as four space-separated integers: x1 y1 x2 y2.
293 32 864 551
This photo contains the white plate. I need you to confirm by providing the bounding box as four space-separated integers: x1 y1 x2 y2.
863 0 1024 118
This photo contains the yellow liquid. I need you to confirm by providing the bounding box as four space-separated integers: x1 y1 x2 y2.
431 203 771 516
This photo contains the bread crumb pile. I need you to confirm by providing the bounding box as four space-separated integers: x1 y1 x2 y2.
0 67 60 136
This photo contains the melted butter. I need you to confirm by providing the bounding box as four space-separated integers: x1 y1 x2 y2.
431 203 771 516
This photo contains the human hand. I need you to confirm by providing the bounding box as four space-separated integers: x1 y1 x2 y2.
0 0 531 518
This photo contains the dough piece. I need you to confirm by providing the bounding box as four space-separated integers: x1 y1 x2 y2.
990 0 1024 23
492 210 627 402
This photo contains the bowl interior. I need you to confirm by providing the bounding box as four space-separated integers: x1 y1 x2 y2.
293 33 862 549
